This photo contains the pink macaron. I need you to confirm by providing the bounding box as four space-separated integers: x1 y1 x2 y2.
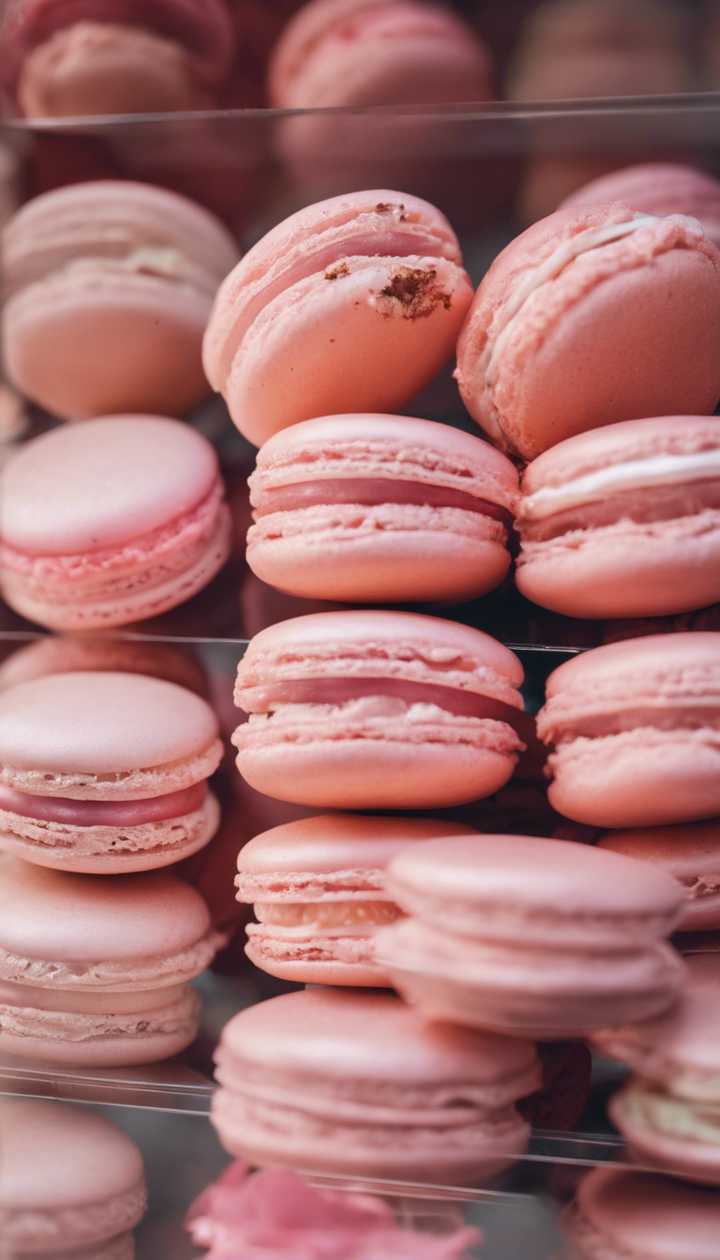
564 1166 720 1260
3 180 237 420
203 190 473 446
538 633 720 829
0 857 221 1066
597 823 720 933
516 416 720 619
247 413 519 603
0 634 209 696
0 671 223 874
595 979 720 1185
233 611 525 809
560 164 720 247
0 415 231 630
236 813 477 986
377 833 685 1039
212 987 540 1183
1 0 235 116
456 205 720 460
0 1098 146 1259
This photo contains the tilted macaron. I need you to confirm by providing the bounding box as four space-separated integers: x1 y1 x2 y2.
594 980 720 1185
203 190 473 446
377 834 685 1039
0 858 221 1066
236 813 477 986
247 413 518 603
0 415 231 630
2 180 237 420
212 987 540 1183
0 1098 146 1260
560 163 720 247
598 823 720 933
516 416 720 619
232 611 525 809
456 205 720 460
0 671 223 874
538 633 720 829
563 1166 720 1260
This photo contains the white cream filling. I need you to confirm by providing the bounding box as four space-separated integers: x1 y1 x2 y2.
623 1082 720 1145
524 449 720 521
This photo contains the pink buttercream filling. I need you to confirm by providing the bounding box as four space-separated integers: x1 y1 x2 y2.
253 478 511 523
241 676 523 727
0 781 207 826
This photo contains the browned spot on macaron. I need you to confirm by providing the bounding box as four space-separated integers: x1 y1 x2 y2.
380 267 452 319
325 262 350 281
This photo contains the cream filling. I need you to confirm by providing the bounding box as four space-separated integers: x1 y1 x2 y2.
523 449 720 521
622 1082 720 1145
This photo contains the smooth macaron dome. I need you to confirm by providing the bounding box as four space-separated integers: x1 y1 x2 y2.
232 610 525 809
212 987 540 1182
0 634 209 696
560 163 720 246
377 834 686 1038
2 180 237 419
456 204 720 459
203 190 473 446
0 1098 146 1257
247 413 519 603
0 415 232 630
236 813 478 986
538 633 720 828
598 823 720 932
564 1167 720 1260
516 415 720 618
0 859 221 1066
0 671 223 873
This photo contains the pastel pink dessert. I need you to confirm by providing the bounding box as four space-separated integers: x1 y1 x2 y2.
0 858 221 1066
188 1160 480 1260
233 611 525 809
236 813 477 986
516 416 720 619
247 413 518 604
0 416 231 630
595 979 720 1185
212 987 540 1183
560 163 720 248
203 190 473 446
377 834 685 1039
0 1098 146 1259
0 634 209 696
1 0 235 117
456 205 720 460
0 671 223 874
3 181 237 421
564 1166 720 1260
269 0 492 109
598 823 720 933
538 633 720 829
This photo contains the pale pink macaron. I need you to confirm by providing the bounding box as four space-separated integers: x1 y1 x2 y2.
538 633 720 829
595 979 720 1185
203 190 473 446
2 180 237 420
247 413 519 603
456 204 720 460
0 634 209 696
0 857 221 1066
564 1166 720 1260
0 1098 146 1260
0 671 223 874
236 813 477 986
269 0 492 109
233 610 525 809
560 163 720 247
377 833 685 1039
516 416 720 619
597 822 720 933
0 415 231 630
212 987 540 1183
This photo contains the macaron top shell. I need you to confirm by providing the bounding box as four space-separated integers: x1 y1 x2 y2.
385 834 684 948
543 631 720 700
0 636 208 696
560 163 720 243
594 983 720 1094
597 823 720 883
1 416 221 555
571 1167 720 1260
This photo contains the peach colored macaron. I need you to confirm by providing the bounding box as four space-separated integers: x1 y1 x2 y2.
247 413 518 603
203 190 473 446
560 163 720 247
598 822 720 933
456 205 720 459
3 180 237 420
